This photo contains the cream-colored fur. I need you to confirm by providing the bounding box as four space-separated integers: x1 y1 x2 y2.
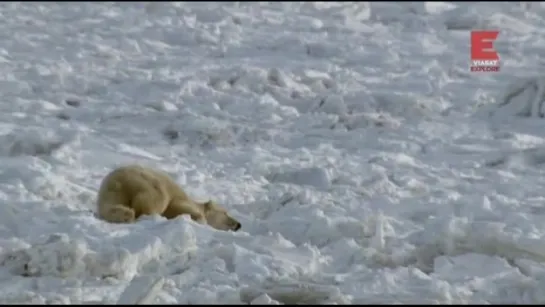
96 165 241 232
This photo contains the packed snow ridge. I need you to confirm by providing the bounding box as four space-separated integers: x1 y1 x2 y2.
1 2 545 304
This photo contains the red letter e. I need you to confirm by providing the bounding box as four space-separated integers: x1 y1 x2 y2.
471 31 499 61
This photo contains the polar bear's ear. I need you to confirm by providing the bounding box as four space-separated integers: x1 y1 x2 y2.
202 200 213 212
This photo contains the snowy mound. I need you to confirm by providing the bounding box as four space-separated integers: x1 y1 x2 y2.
488 77 545 119
475 77 545 169
2 2 545 305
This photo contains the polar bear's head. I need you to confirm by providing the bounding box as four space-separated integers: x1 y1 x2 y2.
202 201 241 232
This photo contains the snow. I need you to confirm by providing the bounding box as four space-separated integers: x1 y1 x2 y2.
1 1 545 304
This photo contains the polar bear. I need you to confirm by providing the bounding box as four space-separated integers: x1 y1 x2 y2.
96 164 241 232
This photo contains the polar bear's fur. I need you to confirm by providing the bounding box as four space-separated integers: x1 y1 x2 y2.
96 165 241 232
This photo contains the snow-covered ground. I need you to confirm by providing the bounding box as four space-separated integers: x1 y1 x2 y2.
2 2 545 304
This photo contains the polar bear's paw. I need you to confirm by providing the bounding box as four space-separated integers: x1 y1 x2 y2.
102 205 136 224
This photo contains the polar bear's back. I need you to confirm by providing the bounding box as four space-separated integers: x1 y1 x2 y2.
96 165 176 215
